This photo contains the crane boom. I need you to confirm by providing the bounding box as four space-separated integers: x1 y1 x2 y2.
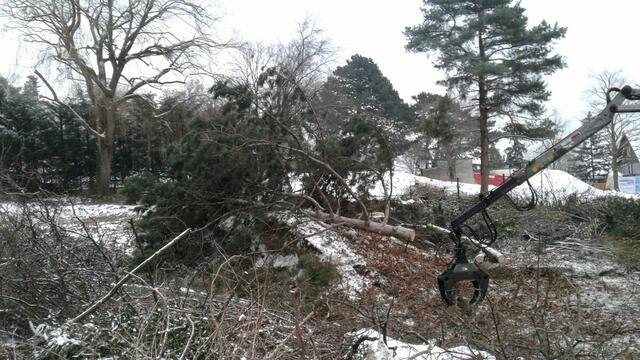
438 85 640 306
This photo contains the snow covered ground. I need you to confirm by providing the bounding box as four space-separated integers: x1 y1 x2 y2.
0 199 137 251
370 169 640 202
351 329 495 360
277 213 371 296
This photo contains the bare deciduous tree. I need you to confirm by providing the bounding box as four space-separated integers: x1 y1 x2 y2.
588 70 640 191
3 0 222 194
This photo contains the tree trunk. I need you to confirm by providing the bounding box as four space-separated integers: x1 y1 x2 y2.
610 122 620 191
95 102 117 196
612 152 619 191
96 139 114 195
477 18 490 194
477 84 490 194
447 154 456 181
304 210 416 242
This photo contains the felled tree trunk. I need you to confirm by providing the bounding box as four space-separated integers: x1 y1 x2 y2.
303 210 416 242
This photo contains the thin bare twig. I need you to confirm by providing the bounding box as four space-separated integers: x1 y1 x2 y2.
71 228 191 323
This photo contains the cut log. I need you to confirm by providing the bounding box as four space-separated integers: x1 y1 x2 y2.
474 254 501 271
303 210 416 242
425 224 508 265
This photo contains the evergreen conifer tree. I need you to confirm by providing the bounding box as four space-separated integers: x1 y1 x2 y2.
489 144 505 169
568 114 609 182
413 93 476 179
317 55 413 196
505 138 527 169
406 0 566 193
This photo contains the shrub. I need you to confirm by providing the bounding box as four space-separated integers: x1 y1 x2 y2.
120 175 154 204
603 197 640 239
615 237 640 270
297 253 339 299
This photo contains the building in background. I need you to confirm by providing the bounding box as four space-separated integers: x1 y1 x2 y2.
619 134 640 176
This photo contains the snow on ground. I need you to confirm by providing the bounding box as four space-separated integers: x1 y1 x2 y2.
371 169 640 202
277 213 370 296
370 171 481 198
0 199 137 251
351 329 495 360
511 169 639 202
506 234 640 325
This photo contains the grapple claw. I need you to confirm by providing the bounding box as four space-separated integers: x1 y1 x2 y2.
437 240 489 306
437 261 489 306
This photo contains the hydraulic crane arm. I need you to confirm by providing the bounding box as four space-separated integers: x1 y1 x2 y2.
451 85 640 233
438 85 640 306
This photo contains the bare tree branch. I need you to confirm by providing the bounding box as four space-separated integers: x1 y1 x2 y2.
34 69 105 138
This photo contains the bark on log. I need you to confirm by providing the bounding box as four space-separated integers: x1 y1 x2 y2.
303 210 416 242
425 224 508 265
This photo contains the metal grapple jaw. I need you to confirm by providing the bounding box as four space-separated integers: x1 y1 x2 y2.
437 245 489 306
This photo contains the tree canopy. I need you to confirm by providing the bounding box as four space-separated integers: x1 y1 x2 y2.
405 0 566 192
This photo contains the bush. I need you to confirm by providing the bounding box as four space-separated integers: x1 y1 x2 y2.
0 200 117 335
297 253 339 299
603 197 640 239
120 175 154 204
615 237 640 270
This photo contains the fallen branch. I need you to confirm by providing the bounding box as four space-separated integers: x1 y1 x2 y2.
425 224 508 265
265 311 315 360
70 228 192 323
304 210 416 242
34 70 105 139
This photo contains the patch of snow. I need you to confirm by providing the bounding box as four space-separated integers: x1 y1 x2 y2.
256 253 299 269
289 174 304 193
30 323 84 348
219 215 236 231
511 169 640 202
351 329 495 360
369 171 481 198
371 169 640 202
58 203 135 219
179 287 208 297
278 213 370 296
48 327 84 347
0 199 137 251
402 318 415 327
504 235 640 329
0 202 19 213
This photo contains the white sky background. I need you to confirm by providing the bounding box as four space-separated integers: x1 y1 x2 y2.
217 0 640 129
2 0 640 132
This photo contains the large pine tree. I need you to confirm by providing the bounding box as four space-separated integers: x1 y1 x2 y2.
317 54 413 196
320 54 413 131
405 0 566 193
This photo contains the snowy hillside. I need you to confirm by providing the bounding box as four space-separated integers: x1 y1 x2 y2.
371 169 640 202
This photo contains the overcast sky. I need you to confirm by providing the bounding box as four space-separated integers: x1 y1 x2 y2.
217 0 640 129
2 0 640 131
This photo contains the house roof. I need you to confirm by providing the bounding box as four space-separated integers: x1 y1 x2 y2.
631 137 640 162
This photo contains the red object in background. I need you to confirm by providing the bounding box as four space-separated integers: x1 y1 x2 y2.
473 173 509 186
